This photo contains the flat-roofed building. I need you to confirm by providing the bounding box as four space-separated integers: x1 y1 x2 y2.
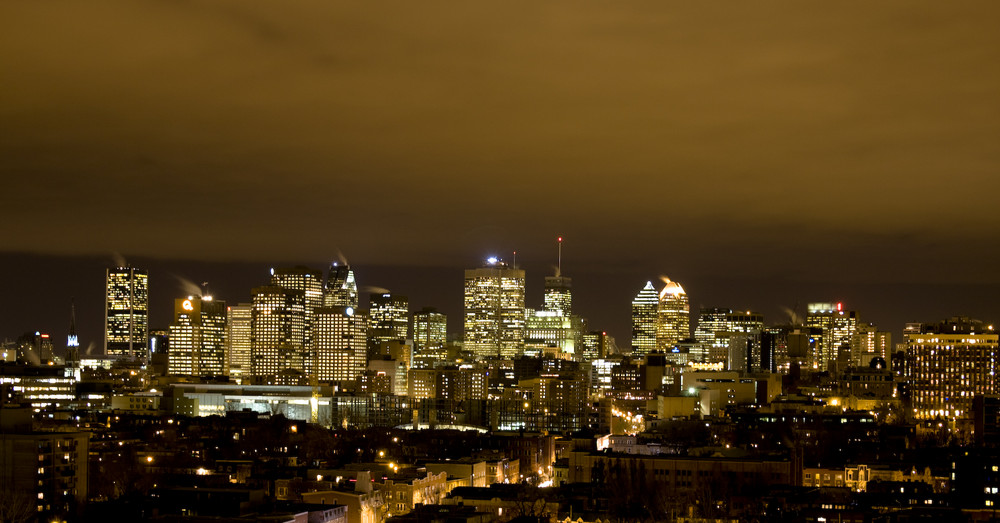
906 317 998 421
0 406 89 521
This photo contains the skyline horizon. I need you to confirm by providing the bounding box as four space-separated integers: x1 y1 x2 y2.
4 2 1000 519
5 249 998 360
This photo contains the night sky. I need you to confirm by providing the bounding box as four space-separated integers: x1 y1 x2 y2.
3 1 1000 351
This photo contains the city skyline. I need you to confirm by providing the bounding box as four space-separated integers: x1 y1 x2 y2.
5 2 1000 521
5 249 1000 360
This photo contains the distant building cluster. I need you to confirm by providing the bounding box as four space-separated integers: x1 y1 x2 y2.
1 244 999 522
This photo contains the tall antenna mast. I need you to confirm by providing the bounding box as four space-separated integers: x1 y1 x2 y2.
556 236 563 277
512 250 517 268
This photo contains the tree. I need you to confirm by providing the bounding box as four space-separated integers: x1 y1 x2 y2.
300 425 340 465
93 448 158 500
505 483 552 521
0 487 35 523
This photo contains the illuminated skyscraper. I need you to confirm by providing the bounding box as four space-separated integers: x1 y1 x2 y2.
168 295 227 376
694 307 729 345
412 307 447 358
851 323 892 362
631 281 658 355
226 303 252 383
695 307 732 362
105 266 149 361
528 237 581 358
656 277 690 351
581 330 614 361
694 308 764 365
730 310 764 353
271 266 323 348
544 276 572 315
727 311 764 337
324 262 358 309
313 306 367 383
525 309 579 357
368 292 409 355
250 285 306 379
726 311 764 371
906 317 997 421
543 238 572 316
805 302 858 370
464 257 525 359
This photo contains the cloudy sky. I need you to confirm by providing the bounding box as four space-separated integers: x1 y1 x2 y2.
3 1 999 346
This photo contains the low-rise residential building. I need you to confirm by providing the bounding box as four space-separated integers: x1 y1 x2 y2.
426 459 489 488
376 470 449 517
301 472 386 523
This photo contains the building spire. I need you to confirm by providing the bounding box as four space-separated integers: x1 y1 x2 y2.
69 299 76 334
556 236 563 277
68 298 79 349
67 298 80 368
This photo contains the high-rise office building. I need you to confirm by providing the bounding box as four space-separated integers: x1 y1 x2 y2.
525 309 579 357
412 307 447 358
271 266 323 343
759 330 778 373
695 307 730 345
168 295 227 376
368 292 409 356
544 275 572 317
580 330 613 361
324 262 358 309
695 307 732 362
250 285 306 379
226 303 252 383
463 257 525 359
906 317 998 421
408 366 490 402
728 311 764 336
727 310 764 370
694 308 764 365
105 266 149 361
851 323 892 363
656 276 690 351
631 281 659 355
543 237 572 316
806 302 858 371
530 238 580 358
313 306 367 383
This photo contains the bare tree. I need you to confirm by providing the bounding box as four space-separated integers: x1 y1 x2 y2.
505 484 552 521
0 487 37 523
